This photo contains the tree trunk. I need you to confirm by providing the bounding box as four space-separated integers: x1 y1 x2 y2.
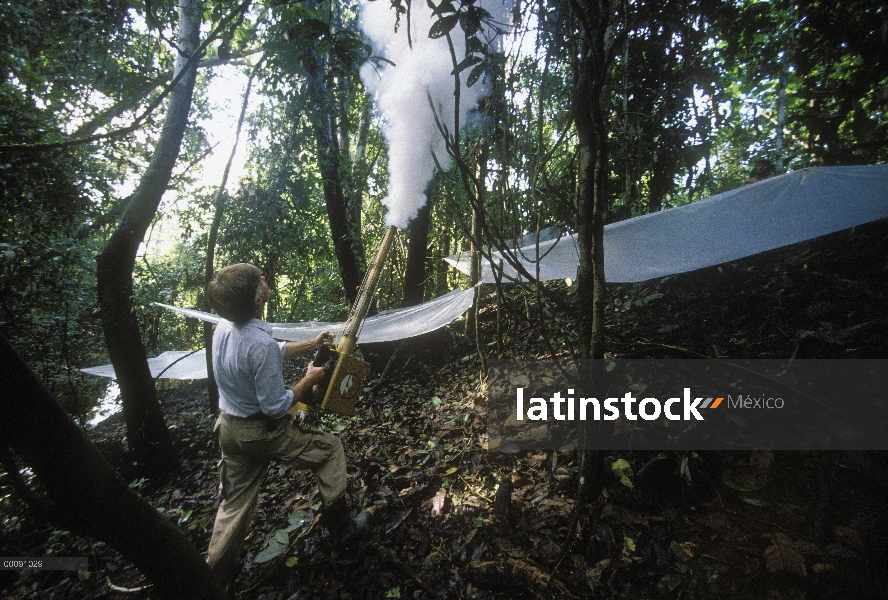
568 0 618 507
464 122 491 331
0 334 225 600
648 149 676 213
571 4 612 361
95 0 201 474
403 199 432 307
775 3 795 171
437 233 451 295
464 173 485 334
308 54 366 307
204 60 261 414
351 103 372 225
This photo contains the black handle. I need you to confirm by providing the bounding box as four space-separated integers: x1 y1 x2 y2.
311 343 335 405
312 343 331 367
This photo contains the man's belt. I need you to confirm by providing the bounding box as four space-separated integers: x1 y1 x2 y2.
224 411 288 431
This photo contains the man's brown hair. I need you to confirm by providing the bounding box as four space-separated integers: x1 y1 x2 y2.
207 263 261 324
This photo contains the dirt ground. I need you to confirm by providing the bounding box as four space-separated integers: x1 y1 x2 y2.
2 220 886 599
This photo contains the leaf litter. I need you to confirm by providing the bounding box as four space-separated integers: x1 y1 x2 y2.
1 222 887 598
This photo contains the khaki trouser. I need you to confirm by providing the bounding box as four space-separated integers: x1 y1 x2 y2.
206 414 346 581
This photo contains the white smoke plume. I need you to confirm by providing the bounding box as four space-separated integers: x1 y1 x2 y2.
359 0 512 229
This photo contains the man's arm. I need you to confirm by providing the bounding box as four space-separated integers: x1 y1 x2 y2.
284 331 333 360
290 362 326 404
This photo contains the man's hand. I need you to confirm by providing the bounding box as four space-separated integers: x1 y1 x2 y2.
314 331 334 349
292 402 319 429
304 362 326 386
290 362 326 403
284 331 334 360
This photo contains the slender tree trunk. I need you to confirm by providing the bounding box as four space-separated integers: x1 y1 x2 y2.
464 209 481 333
403 198 432 307
776 3 795 170
567 0 618 510
0 334 224 600
572 20 611 361
203 59 262 413
437 233 451 295
349 102 372 239
262 255 280 321
95 0 202 474
464 140 488 334
308 54 366 307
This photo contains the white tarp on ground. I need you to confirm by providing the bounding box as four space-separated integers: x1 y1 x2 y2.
153 286 476 344
446 165 888 284
269 286 476 343
81 350 208 380
81 288 476 380
82 165 888 380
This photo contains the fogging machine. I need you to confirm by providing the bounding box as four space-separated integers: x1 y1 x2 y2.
289 225 397 417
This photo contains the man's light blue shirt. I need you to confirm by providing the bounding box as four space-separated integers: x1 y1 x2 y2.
212 318 293 419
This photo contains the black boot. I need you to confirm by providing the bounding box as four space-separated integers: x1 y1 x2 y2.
321 497 367 545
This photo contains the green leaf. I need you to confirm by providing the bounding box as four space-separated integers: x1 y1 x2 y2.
451 54 481 76
680 457 692 485
467 36 486 54
641 292 663 305
466 63 486 88
286 510 310 532
296 18 330 43
254 537 285 563
274 529 290 545
489 53 508 67
429 0 456 16
429 14 459 39
265 41 296 55
611 459 634 489
302 53 320 78
370 55 397 68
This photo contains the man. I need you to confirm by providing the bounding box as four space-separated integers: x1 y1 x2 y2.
205 263 358 584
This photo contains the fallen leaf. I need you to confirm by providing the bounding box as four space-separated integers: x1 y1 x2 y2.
432 488 447 517
722 465 768 491
509 375 530 386
765 532 807 577
834 525 864 551
471 541 487 562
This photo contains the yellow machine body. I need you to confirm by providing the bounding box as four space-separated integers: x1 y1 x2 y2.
318 348 370 416
297 225 397 417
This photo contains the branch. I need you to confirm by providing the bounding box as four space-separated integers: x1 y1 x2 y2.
0 1 253 153
426 91 574 313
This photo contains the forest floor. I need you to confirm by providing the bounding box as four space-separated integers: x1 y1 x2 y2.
2 220 887 599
